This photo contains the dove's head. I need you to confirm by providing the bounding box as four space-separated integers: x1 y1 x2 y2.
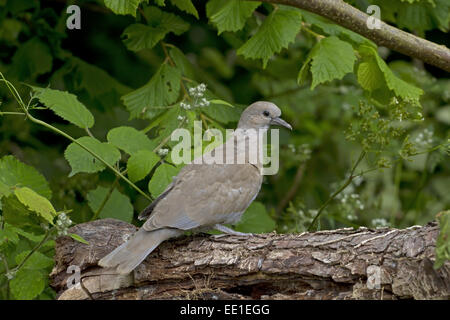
237 101 292 130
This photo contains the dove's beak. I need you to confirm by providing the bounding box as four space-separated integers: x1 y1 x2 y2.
271 117 292 130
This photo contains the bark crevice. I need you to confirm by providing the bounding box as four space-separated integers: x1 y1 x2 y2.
50 219 449 300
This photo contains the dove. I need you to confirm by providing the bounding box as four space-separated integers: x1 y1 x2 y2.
98 101 292 274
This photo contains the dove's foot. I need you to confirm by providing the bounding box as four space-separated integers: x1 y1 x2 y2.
213 224 253 237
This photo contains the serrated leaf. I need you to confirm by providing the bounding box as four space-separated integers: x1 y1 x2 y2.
70 233 89 245
64 137 121 177
10 269 45 300
9 37 52 80
14 187 56 224
148 163 180 197
87 187 134 223
127 150 160 182
103 0 145 16
31 86 94 129
302 36 357 89
0 155 51 200
237 6 302 68
107 126 157 155
207 0 260 34
235 202 276 234
168 46 196 79
357 60 384 91
1 196 36 227
123 7 189 51
0 224 20 246
15 251 54 270
170 0 198 18
142 6 189 35
121 64 181 119
358 45 423 102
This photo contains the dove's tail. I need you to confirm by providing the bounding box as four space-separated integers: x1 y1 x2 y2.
98 228 181 274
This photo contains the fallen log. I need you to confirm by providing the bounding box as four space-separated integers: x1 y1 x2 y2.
50 218 449 300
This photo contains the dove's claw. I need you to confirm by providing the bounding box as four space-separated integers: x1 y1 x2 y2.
213 224 253 237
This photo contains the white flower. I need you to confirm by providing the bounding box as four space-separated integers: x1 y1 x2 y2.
158 148 169 157
180 102 191 110
177 115 185 121
371 218 389 228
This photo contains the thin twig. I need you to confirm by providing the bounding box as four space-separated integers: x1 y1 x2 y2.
308 151 366 231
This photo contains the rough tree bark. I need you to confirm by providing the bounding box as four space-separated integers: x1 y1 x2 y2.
255 0 450 72
50 219 449 300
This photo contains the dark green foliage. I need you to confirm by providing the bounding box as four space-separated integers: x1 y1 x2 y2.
0 0 448 299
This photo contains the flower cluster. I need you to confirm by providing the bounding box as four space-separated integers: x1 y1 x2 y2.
180 83 211 110
56 212 72 236
371 218 389 228
158 148 169 157
339 193 365 210
189 83 206 98
414 128 433 147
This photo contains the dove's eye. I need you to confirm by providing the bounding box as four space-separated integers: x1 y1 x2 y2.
263 111 270 117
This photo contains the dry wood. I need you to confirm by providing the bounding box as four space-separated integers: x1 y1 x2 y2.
50 218 449 300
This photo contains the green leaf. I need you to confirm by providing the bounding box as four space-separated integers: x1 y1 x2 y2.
207 0 260 34
202 100 242 124
1 196 36 227
64 137 121 177
31 86 95 129
10 269 45 300
87 187 134 223
107 126 157 155
122 7 189 51
14 187 56 224
9 37 52 80
15 251 54 270
300 36 357 89
168 46 197 79
57 57 131 98
148 164 180 197
121 64 181 119
0 224 20 246
209 99 235 108
10 226 45 242
170 0 199 18
103 0 145 16
70 233 90 245
434 210 450 269
235 202 276 234
357 60 384 91
0 155 51 199
358 46 423 103
237 6 302 68
127 150 160 182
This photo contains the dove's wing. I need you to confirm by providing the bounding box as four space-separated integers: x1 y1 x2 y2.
142 163 262 232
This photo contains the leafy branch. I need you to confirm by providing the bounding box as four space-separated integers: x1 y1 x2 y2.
255 0 450 72
0 73 153 202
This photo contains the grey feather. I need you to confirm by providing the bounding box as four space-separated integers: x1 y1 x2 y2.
98 228 182 274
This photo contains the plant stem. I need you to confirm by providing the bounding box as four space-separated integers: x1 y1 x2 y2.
14 229 51 272
0 112 26 116
308 151 366 231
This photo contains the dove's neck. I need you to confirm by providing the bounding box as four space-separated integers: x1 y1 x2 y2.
232 128 267 169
